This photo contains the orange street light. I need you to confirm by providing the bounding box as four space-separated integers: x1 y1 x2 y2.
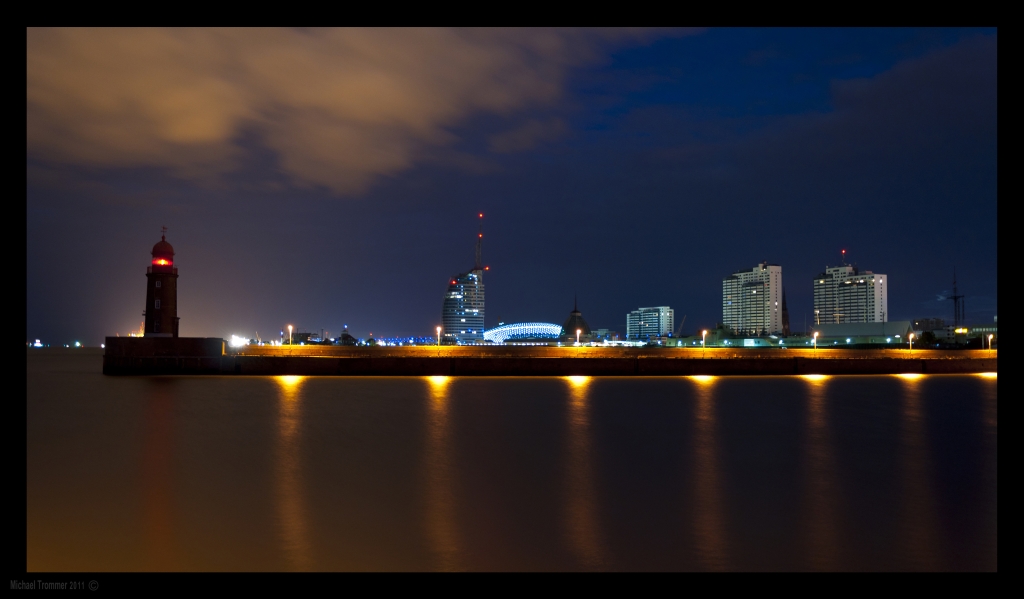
576 328 581 345
988 334 994 350
908 333 915 354
702 330 708 358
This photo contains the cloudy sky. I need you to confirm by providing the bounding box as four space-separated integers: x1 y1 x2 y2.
26 28 997 344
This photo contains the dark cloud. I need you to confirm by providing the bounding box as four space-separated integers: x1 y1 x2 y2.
27 28 687 196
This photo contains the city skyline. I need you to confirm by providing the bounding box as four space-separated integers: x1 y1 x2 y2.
27 28 997 344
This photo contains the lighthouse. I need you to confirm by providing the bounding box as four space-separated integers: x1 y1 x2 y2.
144 228 179 337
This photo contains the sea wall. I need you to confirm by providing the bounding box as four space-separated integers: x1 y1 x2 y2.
104 336 225 357
102 342 997 376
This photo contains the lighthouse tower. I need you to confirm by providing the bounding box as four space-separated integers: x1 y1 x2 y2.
144 228 179 337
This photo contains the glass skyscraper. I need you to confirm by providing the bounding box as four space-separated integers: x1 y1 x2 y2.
441 269 485 344
441 215 487 344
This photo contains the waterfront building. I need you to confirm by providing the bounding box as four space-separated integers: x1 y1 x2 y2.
483 322 561 344
560 298 592 341
335 325 357 346
812 264 888 324
441 217 486 344
722 262 783 335
809 321 913 346
441 270 484 344
144 229 179 337
913 317 945 331
626 306 674 341
590 328 619 341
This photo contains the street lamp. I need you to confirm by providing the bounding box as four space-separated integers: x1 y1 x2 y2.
813 331 818 350
908 333 914 354
988 334 993 350
702 330 707 358
436 326 441 347
287 324 293 345
576 328 581 345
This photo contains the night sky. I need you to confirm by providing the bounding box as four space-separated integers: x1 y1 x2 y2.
26 28 997 345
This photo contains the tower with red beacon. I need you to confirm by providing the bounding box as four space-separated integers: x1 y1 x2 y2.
144 227 179 337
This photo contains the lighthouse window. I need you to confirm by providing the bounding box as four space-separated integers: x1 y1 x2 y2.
155 281 161 288
155 300 161 309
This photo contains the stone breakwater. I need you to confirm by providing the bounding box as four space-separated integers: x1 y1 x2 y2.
102 338 996 376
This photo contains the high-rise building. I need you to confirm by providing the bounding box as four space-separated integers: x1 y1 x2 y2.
144 229 179 337
626 306 674 340
812 264 887 325
722 262 783 335
441 216 486 344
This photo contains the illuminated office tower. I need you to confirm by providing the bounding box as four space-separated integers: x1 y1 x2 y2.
626 306 674 340
812 264 887 324
441 215 486 344
722 262 783 335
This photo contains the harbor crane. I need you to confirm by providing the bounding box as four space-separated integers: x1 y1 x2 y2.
673 314 687 337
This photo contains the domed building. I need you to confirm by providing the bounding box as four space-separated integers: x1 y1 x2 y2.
560 297 592 342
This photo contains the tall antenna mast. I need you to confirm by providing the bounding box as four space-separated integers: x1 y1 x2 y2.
474 212 483 271
841 248 846 265
949 267 965 328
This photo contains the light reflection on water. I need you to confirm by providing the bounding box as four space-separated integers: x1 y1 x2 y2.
563 376 607 570
273 375 313 571
424 376 461 571
801 375 840 571
690 375 727 571
142 382 177 570
897 374 939 570
26 353 997 571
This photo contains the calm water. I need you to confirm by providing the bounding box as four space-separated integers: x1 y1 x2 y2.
27 351 997 571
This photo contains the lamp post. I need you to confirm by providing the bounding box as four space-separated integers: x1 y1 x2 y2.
702 330 707 358
436 326 441 347
287 324 293 345
908 333 914 354
576 328 581 346
813 331 818 351
988 334 993 351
